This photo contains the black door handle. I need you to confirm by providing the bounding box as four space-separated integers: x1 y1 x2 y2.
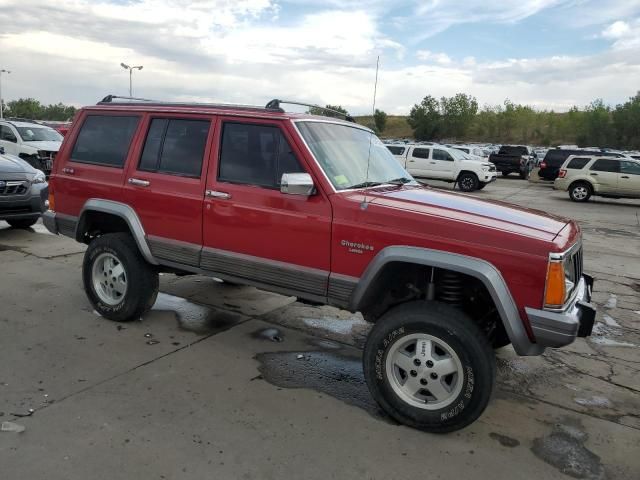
621 175 630 179
590 173 598 176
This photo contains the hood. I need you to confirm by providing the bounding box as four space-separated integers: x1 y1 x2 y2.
365 185 568 241
0 153 37 174
22 140 61 152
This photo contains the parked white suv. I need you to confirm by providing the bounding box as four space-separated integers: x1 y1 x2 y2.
388 144 497 191
0 119 63 176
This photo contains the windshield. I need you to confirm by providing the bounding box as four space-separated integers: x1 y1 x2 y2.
296 121 415 190
16 126 63 142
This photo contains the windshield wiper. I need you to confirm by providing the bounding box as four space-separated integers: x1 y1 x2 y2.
347 181 384 189
386 177 413 185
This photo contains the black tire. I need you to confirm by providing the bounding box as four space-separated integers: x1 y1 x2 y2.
519 166 531 180
82 232 159 322
501 171 510 177
458 173 479 192
7 218 38 229
363 301 495 433
569 181 592 202
477 182 487 190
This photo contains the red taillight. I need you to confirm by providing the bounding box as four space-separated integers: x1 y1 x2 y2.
558 169 567 178
540 162 547 169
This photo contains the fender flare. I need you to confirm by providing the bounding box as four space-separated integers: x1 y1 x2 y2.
77 199 158 265
350 246 542 356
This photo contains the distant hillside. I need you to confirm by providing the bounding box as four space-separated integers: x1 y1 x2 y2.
354 115 413 139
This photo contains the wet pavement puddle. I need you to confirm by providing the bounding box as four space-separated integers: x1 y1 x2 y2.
255 348 390 422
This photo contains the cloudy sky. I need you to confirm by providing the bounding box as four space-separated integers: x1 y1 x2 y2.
1 0 639 114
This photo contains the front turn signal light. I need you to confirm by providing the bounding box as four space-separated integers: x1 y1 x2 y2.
48 192 55 211
544 261 566 308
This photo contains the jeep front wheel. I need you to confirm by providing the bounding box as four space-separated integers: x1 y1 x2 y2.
458 173 479 192
363 301 495 433
83 233 159 322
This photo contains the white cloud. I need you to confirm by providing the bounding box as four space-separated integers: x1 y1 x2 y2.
416 50 452 65
601 19 640 50
602 21 631 39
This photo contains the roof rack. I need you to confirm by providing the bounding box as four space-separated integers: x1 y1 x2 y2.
98 95 285 113
265 99 355 122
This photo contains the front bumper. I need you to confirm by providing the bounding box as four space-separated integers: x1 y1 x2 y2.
525 274 595 348
0 183 48 221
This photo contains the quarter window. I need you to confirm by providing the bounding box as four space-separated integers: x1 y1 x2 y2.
139 118 210 177
71 115 140 167
620 161 640 175
386 146 405 155
590 159 619 173
218 123 305 188
433 149 454 161
566 157 590 169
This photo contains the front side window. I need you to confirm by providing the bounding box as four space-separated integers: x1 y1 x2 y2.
0 125 17 142
71 115 140 167
433 149 454 161
590 159 619 173
218 122 305 188
296 121 414 190
412 148 430 159
139 118 210 177
620 161 640 175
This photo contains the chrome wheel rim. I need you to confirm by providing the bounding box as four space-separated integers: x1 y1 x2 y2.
385 334 464 410
573 186 588 200
91 253 127 305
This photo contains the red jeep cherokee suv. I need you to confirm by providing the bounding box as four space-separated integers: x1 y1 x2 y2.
44 96 595 432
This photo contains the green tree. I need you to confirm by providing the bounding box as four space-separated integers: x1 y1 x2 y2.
308 104 349 118
373 109 387 133
408 95 441 140
5 98 43 119
439 93 478 139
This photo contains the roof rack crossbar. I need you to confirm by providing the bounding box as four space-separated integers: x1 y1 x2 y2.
265 99 355 122
97 94 284 113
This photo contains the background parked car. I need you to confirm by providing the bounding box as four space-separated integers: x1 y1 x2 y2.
451 145 487 160
489 145 536 178
0 146 49 228
538 148 625 181
0 119 63 176
554 155 640 202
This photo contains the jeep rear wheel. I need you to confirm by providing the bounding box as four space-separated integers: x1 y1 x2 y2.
569 182 592 202
363 301 495 433
83 232 159 322
458 173 479 192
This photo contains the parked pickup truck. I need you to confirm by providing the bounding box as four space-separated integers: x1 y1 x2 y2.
388 144 497 191
489 145 536 178
44 96 595 433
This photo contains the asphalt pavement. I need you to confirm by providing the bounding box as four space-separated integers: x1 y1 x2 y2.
0 178 638 479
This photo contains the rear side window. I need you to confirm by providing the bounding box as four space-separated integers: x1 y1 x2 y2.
590 159 619 173
218 123 305 189
386 146 405 155
566 157 590 169
138 118 210 177
620 161 640 175
71 115 139 167
412 148 430 159
433 149 454 161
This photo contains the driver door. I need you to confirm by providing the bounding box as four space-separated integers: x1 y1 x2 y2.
201 118 332 299
431 148 455 179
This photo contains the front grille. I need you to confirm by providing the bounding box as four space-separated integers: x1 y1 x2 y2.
566 245 583 299
0 181 28 196
38 151 56 176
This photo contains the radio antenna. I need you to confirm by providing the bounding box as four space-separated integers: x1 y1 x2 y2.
362 55 380 209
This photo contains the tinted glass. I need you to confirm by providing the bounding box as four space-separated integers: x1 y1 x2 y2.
433 149 454 161
412 148 430 159
71 115 139 167
0 125 16 142
139 119 168 171
498 146 527 156
219 123 305 188
566 157 590 169
386 146 405 155
620 161 640 175
590 159 619 173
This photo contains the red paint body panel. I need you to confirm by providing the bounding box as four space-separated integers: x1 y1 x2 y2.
51 103 582 340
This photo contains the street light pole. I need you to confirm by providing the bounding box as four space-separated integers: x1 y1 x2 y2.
0 69 10 120
120 63 144 97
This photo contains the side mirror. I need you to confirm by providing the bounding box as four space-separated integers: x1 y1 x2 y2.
280 173 315 196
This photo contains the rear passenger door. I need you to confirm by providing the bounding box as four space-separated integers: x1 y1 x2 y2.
405 147 432 177
123 115 214 267
201 118 332 300
618 161 640 197
588 159 619 194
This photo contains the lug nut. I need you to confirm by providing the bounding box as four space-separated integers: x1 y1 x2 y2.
430 372 438 380
426 360 434 368
413 359 421 366
410 370 418 377
420 378 428 386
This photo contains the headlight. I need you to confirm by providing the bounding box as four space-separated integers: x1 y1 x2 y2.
32 170 47 184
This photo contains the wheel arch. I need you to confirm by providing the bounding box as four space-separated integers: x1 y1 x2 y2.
350 246 542 356
76 199 158 265
455 170 479 182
